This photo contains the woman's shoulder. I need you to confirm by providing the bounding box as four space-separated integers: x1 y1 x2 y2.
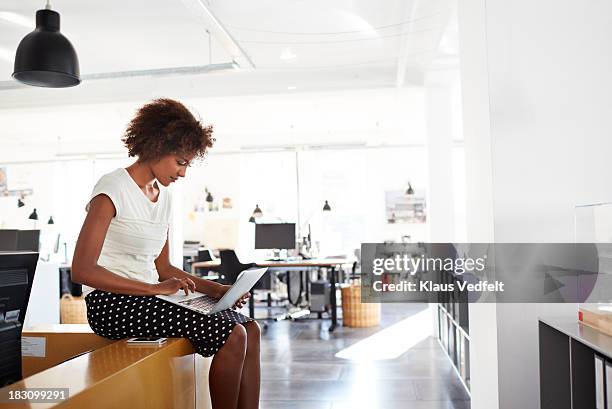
90 168 131 203
94 168 127 188
86 169 127 214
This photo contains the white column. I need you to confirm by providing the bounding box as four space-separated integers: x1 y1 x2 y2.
457 1 499 408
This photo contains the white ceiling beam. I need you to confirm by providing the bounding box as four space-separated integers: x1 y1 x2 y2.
0 62 240 90
179 0 255 70
396 0 453 88
395 0 420 88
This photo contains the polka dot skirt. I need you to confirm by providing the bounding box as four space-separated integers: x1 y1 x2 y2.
85 290 252 357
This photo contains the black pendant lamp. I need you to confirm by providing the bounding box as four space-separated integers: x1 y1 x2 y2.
13 1 80 88
252 204 263 218
322 200 331 211
28 208 39 220
205 189 214 203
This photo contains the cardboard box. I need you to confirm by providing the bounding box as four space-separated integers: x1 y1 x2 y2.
579 304 612 337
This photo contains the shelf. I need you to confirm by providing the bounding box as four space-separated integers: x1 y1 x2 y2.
539 317 612 360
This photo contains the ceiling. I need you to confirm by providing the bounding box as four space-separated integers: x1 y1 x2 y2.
0 0 457 103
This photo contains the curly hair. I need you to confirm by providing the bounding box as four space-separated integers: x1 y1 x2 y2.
122 98 214 162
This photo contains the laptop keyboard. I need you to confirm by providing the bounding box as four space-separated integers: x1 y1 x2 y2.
178 294 218 313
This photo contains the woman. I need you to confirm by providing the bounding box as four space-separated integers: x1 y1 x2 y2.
72 98 260 409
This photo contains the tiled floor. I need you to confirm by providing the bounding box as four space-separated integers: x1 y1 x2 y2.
256 303 471 409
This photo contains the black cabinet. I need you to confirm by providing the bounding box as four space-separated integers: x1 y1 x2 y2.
539 322 571 409
539 319 611 409
571 337 597 409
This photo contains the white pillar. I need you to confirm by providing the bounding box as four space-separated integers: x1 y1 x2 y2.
457 1 499 408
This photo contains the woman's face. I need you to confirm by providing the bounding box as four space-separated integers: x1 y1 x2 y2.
151 153 194 186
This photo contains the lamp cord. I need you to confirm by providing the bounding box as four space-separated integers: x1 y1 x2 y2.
206 29 212 65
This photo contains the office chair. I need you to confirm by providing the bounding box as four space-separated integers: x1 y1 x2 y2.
190 248 221 278
350 248 361 280
198 249 214 262
217 250 270 328
217 250 257 285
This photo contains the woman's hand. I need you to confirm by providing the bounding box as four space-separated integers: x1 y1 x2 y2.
216 285 251 310
151 277 196 295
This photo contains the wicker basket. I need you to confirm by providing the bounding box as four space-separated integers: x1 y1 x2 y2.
341 282 381 328
60 293 88 324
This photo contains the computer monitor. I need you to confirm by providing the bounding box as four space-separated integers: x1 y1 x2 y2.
16 230 40 252
0 230 40 252
255 223 296 250
0 251 38 386
0 230 18 251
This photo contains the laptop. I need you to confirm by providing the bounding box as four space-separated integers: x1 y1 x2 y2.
156 267 268 315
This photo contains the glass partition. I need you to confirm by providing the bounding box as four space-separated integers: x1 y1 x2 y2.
574 202 612 318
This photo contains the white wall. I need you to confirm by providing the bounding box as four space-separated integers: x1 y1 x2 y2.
458 0 612 407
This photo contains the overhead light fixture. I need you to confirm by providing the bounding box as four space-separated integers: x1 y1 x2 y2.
28 208 38 220
205 189 213 203
17 197 25 208
287 86 297 90
47 216 54 224
406 183 414 195
252 204 263 218
323 200 331 211
248 215 256 223
205 188 214 211
13 0 80 88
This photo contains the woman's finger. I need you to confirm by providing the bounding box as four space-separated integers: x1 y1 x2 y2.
185 277 196 293
180 279 190 295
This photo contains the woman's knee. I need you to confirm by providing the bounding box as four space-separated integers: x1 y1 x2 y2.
244 321 261 346
222 324 247 357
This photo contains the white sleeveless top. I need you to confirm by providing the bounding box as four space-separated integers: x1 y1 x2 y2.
82 168 172 294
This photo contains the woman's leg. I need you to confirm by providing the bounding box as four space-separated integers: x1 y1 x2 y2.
237 321 261 409
210 324 247 409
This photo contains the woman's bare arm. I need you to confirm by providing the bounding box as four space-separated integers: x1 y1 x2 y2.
155 237 224 298
71 194 156 295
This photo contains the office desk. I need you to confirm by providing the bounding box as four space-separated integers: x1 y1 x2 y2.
191 258 353 331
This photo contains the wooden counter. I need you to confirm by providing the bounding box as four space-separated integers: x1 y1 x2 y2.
0 338 204 409
21 324 116 378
